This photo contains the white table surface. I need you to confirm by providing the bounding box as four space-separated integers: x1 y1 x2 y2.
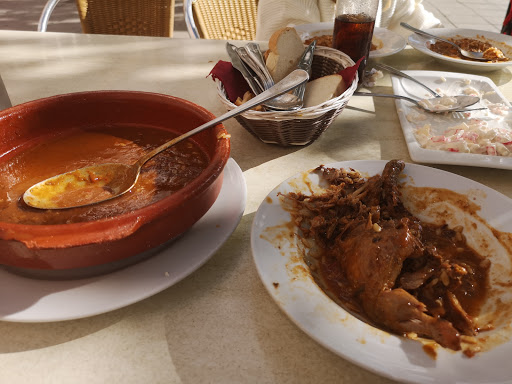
0 30 511 384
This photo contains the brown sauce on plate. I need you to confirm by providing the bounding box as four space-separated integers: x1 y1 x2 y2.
429 36 510 62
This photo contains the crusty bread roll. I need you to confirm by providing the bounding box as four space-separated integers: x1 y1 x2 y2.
265 27 305 83
303 74 348 108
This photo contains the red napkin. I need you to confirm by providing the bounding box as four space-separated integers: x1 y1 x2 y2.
209 56 362 102
208 60 251 103
338 57 363 86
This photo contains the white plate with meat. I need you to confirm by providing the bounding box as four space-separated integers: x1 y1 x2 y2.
251 159 512 384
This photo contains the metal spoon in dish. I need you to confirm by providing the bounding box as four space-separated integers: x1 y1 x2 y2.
23 69 309 210
400 22 488 61
373 63 485 114
353 91 480 112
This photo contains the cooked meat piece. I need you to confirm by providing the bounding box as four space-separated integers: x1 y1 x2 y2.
335 219 421 296
336 218 461 350
445 291 477 336
373 288 461 350
399 267 435 290
381 159 406 210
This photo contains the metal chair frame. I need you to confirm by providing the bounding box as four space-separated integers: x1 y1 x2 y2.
38 0 62 32
183 0 200 38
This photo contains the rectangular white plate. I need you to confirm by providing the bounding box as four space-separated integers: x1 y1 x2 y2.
391 70 512 169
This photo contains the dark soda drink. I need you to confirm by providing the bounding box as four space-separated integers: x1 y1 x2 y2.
332 13 375 82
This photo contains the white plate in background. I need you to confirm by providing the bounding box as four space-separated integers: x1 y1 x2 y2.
407 28 512 72
390 70 512 169
293 23 406 58
251 159 512 384
0 158 246 322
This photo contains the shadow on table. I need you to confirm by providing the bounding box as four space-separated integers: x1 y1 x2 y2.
227 120 306 172
0 306 126 353
160 212 397 383
488 69 512 87
373 52 512 87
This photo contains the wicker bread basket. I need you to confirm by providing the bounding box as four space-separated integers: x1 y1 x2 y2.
216 46 357 146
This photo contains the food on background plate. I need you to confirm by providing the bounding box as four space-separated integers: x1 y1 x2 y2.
0 126 209 225
417 95 462 112
304 34 383 51
304 34 333 47
265 27 306 83
280 160 494 356
429 35 510 62
371 35 383 50
414 118 512 156
406 78 512 156
303 74 347 108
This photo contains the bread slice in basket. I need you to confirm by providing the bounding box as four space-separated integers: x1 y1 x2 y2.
265 27 306 83
303 74 347 108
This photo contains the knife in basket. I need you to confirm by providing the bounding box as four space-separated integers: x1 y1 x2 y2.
294 40 316 103
226 42 264 95
262 41 316 111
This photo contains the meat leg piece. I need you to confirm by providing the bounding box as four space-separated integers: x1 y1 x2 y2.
334 160 462 349
337 222 461 350
373 289 461 350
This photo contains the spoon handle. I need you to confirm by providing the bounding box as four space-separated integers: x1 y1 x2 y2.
373 63 441 97
400 22 462 52
136 69 309 167
353 91 421 108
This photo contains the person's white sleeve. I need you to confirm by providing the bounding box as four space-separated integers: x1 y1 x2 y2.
377 0 397 28
255 0 324 40
379 0 442 37
318 0 336 22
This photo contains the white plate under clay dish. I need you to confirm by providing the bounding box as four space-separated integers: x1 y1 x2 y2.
293 23 406 58
251 159 512 384
407 28 512 72
0 158 246 322
390 70 512 169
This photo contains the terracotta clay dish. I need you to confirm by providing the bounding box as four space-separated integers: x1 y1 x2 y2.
0 91 231 272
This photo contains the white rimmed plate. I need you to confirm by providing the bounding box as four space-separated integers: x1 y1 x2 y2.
390 70 512 169
293 22 406 58
251 159 512 384
407 28 512 72
0 158 246 322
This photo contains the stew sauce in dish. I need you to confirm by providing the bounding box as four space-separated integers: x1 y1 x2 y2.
0 126 209 225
